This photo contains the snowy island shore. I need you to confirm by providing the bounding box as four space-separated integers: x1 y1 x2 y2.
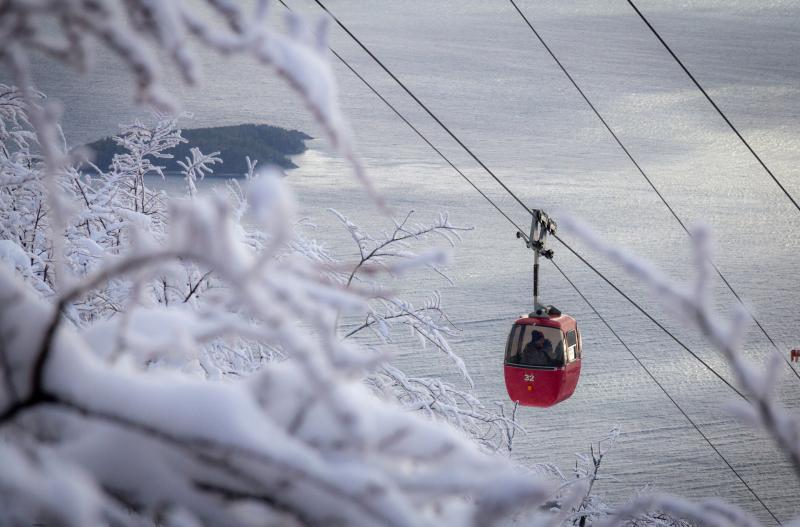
83 123 311 176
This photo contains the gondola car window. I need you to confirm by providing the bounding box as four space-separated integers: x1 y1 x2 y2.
518 325 565 367
566 330 577 347
505 325 522 363
566 330 578 363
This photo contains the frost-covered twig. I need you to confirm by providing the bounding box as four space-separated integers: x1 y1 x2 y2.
562 217 800 482
331 208 471 286
496 400 521 452
178 147 221 197
0 88 550 523
346 294 469 381
333 209 473 377
327 209 523 451
601 494 760 527
0 0 374 202
569 428 620 525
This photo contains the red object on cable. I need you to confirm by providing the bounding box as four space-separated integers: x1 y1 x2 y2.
503 313 582 407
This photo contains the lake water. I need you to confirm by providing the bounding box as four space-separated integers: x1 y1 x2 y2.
14 0 800 522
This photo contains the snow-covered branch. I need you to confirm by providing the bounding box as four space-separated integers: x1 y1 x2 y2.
0 181 551 526
562 217 800 483
178 147 221 197
322 209 525 452
0 0 372 201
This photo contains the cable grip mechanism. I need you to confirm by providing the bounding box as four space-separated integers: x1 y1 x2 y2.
516 209 557 314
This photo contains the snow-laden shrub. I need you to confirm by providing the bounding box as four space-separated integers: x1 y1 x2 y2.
0 181 553 525
0 2 555 518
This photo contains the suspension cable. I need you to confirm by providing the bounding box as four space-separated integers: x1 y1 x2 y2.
508 0 799 381
328 38 530 237
277 0 530 240
308 0 747 400
552 260 781 524
553 233 744 400
312 0 533 215
626 0 800 215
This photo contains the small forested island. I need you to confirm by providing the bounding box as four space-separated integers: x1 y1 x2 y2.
85 123 311 175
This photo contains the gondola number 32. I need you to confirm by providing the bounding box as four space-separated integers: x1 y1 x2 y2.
524 373 535 382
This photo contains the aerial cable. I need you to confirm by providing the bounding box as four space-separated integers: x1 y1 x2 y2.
508 0 799 381
552 260 781 524
307 0 746 400
553 233 745 400
326 37 530 237
627 0 800 215
276 0 530 239
312 0 534 216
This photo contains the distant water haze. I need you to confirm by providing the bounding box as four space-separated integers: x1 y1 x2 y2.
12 1 800 522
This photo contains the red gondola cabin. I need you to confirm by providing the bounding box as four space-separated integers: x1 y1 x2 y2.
504 312 582 407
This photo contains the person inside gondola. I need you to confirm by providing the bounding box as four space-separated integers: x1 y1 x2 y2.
521 330 556 366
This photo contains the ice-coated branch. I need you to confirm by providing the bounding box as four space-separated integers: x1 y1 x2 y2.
330 209 471 284
323 209 526 451
178 147 221 197
5 50 71 293
0 181 551 525
331 209 472 374
569 428 619 524
349 295 472 384
600 494 760 527
561 217 800 481
0 0 373 202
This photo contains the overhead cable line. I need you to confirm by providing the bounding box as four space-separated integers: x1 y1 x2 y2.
627 0 800 215
311 0 532 215
327 37 530 238
309 0 745 401
552 233 744 400
508 0 799 382
552 260 781 524
277 0 530 240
